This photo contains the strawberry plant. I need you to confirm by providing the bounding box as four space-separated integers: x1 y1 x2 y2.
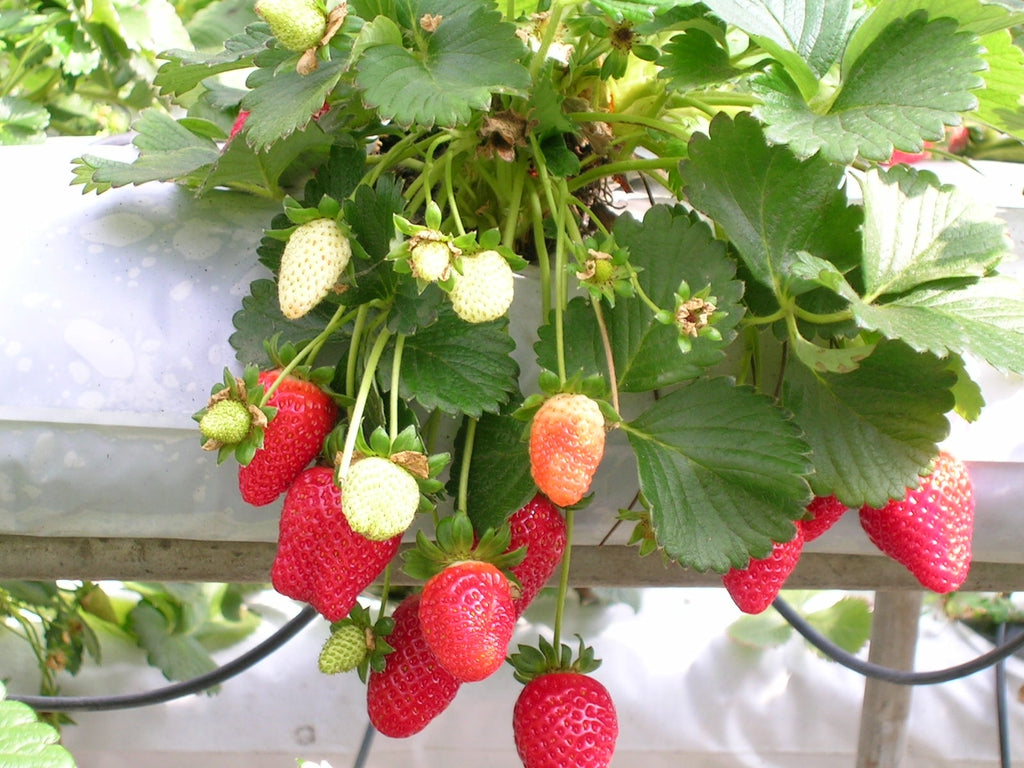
69 0 1024 763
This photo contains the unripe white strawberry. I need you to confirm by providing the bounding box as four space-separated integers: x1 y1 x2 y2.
410 239 454 283
341 457 419 541
448 250 514 323
318 624 368 674
278 218 351 320
255 0 327 52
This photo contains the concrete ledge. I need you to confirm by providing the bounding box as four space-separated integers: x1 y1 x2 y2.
1 534 1020 591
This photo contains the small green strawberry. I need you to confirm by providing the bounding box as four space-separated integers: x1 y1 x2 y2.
278 218 351 320
448 249 515 323
316 603 395 681
341 456 420 541
318 623 369 674
198 398 252 445
254 0 327 52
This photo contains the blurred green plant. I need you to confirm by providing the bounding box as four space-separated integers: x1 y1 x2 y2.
0 581 263 727
0 0 256 143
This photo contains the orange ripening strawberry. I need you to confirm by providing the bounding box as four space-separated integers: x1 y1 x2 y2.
271 466 401 621
507 494 567 617
722 526 805 614
859 451 975 593
529 393 605 508
367 593 461 738
419 560 516 682
238 369 337 506
513 671 618 768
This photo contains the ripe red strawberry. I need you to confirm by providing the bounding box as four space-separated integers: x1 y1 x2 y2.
228 110 250 141
529 393 606 508
859 451 974 593
800 495 848 543
419 560 516 682
367 594 461 738
513 671 618 768
507 494 567 616
722 526 805 614
271 467 400 621
238 369 337 506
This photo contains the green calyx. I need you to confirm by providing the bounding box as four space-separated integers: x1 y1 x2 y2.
192 366 275 466
509 634 601 684
402 509 525 582
319 603 395 683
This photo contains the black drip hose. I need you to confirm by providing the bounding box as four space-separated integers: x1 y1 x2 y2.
772 596 1024 685
8 605 318 712
994 623 1012 768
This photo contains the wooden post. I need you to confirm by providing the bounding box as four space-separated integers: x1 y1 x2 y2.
856 590 925 768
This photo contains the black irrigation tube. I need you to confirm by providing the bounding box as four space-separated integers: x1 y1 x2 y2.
8 605 318 712
772 596 1024 685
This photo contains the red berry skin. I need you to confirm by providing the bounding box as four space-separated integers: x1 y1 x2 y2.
722 526 805 614
419 561 516 682
800 495 848 543
529 393 605 508
271 467 400 621
238 369 337 506
513 672 618 768
367 594 461 738
859 451 974 594
507 494 567 617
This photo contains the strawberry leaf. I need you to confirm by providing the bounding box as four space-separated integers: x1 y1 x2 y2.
682 113 862 296
858 166 1010 300
782 339 954 507
353 0 529 128
702 0 851 79
854 278 1024 375
610 206 745 389
534 206 744 390
230 278 351 365
455 406 535 535
625 377 812 572
73 109 221 190
384 308 519 417
973 30 1024 141
658 29 743 92
241 56 346 152
0 683 76 768
154 24 272 97
753 11 985 163
128 601 219 685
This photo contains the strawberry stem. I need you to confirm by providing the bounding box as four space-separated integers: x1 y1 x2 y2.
529 134 568 384
552 505 575 651
337 324 392 478
591 301 620 415
376 562 392 623
456 417 478 514
528 187 552 320
259 302 352 406
442 151 467 237
388 333 406 443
